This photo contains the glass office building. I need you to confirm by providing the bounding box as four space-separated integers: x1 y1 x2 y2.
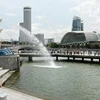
72 16 84 31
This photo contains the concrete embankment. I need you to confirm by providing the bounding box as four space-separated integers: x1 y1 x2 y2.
0 55 21 85
0 67 15 85
0 87 43 100
0 55 20 71
0 55 43 100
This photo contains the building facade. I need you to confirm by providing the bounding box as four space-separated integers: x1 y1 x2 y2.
35 33 44 44
24 7 31 32
0 18 2 48
44 38 54 45
72 16 84 31
19 7 32 43
61 31 99 44
19 23 25 42
0 18 2 33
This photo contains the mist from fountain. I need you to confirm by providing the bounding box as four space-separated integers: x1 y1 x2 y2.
19 26 61 68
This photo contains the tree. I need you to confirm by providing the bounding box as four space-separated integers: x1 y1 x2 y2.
47 42 59 48
80 44 85 48
93 44 99 49
76 44 80 48
72 44 76 48
66 45 70 49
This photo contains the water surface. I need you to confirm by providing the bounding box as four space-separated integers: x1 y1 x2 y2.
5 60 100 100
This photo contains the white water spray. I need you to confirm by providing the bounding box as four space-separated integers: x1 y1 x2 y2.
18 25 60 68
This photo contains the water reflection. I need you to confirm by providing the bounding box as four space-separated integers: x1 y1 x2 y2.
4 61 100 100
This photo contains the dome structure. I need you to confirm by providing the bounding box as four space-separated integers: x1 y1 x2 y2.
61 31 99 44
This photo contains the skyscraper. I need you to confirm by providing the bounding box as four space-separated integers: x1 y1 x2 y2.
81 21 84 31
35 33 44 44
19 7 32 43
0 18 2 33
72 16 84 31
24 7 31 32
19 22 25 42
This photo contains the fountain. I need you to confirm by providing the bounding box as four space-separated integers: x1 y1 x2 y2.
19 26 61 68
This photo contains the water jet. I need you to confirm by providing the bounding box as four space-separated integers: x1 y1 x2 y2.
19 26 60 68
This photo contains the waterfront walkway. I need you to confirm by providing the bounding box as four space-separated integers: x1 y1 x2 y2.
0 87 43 100
16 52 100 62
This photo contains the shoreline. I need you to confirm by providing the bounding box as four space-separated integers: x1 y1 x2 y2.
6 86 49 100
3 71 48 100
3 59 100 100
0 87 43 100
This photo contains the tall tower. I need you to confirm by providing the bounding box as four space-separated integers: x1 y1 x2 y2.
35 33 44 44
72 16 84 31
19 22 25 42
24 7 31 33
0 18 2 33
0 18 2 48
81 21 84 31
19 7 32 43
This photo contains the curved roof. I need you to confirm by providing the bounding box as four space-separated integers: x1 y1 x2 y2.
61 31 99 44
24 6 31 9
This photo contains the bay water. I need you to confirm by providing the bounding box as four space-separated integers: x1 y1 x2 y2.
5 58 100 100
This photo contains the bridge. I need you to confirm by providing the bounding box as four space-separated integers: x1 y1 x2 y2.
6 44 100 63
8 45 41 53
15 52 100 63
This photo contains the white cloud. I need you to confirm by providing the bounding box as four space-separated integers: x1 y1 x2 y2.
0 23 70 42
70 0 99 16
0 28 19 41
5 13 16 17
69 0 100 33
32 23 42 27
32 24 70 42
36 15 46 20
32 23 43 33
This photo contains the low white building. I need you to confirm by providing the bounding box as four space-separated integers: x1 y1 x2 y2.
44 38 54 45
35 33 44 44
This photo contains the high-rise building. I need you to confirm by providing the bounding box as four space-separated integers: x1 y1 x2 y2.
0 18 2 33
24 7 31 33
19 7 32 43
72 16 84 31
0 18 2 48
35 33 44 44
81 21 84 31
19 22 25 42
44 38 54 45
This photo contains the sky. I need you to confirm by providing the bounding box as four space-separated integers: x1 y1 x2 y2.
0 0 100 42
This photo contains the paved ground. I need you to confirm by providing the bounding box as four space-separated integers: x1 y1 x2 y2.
0 87 43 100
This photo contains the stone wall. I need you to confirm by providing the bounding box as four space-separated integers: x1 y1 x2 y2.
0 55 20 71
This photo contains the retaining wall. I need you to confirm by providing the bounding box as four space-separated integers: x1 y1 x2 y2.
0 55 20 71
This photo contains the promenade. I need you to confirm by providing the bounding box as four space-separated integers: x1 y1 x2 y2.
16 49 100 62
0 87 43 100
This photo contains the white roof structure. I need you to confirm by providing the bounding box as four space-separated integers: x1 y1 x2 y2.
61 31 99 44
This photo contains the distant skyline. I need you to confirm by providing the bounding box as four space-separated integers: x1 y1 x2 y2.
0 0 100 42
